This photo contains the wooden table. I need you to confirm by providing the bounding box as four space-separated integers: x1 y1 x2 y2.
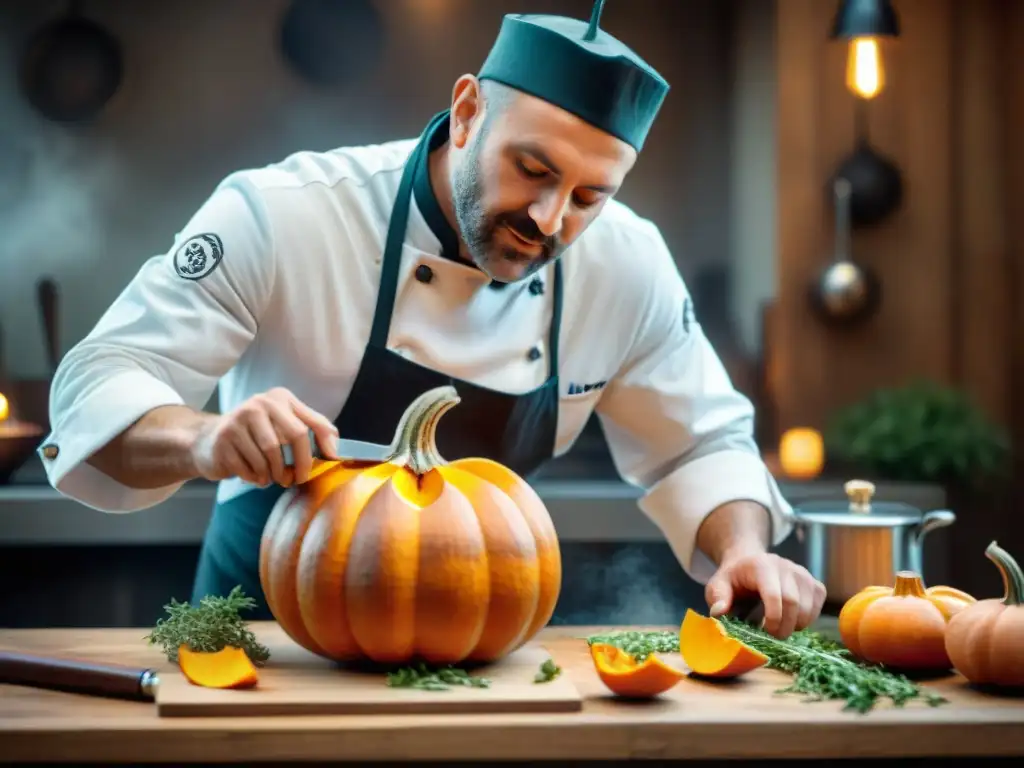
1 623 1022 764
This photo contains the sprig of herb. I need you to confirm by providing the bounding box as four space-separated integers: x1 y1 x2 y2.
386 662 491 691
585 619 948 714
717 616 947 713
144 586 271 665
584 629 679 662
534 657 562 683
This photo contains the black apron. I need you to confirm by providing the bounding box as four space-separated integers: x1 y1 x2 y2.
191 111 564 615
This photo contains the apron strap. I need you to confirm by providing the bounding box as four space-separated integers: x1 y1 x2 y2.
547 259 563 379
369 111 449 349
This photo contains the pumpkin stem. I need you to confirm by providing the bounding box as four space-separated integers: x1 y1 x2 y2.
985 540 1024 607
389 385 461 474
891 571 927 598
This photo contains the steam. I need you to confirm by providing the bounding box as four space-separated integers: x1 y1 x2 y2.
553 544 692 626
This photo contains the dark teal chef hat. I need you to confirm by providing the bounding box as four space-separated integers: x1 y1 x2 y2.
477 0 669 151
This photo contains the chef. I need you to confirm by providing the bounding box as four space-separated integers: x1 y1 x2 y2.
38 1 825 638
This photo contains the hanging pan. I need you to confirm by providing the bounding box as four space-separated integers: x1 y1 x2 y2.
18 0 123 124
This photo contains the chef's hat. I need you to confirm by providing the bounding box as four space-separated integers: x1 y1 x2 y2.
477 0 669 151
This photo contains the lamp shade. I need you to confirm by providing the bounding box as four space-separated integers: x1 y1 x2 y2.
830 0 899 39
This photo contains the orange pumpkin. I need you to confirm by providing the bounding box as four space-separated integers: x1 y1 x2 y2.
589 643 686 698
838 571 976 670
678 609 768 678
259 385 562 665
945 541 1024 687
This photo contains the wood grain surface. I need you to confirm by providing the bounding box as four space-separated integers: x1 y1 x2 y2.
156 627 582 717
0 622 1022 763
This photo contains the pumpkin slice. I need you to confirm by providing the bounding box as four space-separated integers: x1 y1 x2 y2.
589 642 686 698
177 645 259 689
678 609 769 678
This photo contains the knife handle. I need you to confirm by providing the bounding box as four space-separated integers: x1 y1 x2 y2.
0 650 158 701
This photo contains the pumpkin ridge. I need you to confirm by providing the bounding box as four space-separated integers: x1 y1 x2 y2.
410 479 490 662
438 464 541 661
298 470 394 659
447 457 562 648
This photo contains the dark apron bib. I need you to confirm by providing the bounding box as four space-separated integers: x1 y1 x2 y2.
191 111 564 614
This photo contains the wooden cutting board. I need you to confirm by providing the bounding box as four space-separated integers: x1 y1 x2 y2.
155 626 582 717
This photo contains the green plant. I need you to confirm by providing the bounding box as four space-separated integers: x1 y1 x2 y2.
823 380 1011 488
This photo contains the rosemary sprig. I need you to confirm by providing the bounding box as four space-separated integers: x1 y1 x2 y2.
386 662 491 691
717 616 948 713
585 619 948 714
534 658 562 683
144 586 271 665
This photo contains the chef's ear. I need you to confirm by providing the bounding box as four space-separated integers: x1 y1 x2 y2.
449 74 483 149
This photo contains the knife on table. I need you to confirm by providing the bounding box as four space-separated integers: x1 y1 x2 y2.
280 429 393 465
0 650 158 701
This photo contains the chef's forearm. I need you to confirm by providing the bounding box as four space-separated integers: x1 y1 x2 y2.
84 405 212 489
695 500 771 565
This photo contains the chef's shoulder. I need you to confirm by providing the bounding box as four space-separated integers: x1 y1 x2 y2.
573 199 689 328
176 139 415 269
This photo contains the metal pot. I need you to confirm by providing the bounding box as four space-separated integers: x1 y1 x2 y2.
786 479 955 605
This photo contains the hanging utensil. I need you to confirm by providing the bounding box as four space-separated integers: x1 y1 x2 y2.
37 277 60 374
18 0 123 124
809 177 881 325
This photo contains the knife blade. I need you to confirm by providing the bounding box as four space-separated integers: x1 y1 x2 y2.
280 428 393 466
0 650 158 701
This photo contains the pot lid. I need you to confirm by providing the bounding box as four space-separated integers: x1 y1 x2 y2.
792 479 924 527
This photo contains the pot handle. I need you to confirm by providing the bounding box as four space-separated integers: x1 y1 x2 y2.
908 509 955 574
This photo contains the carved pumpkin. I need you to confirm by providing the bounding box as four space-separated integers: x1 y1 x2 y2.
838 571 976 670
945 541 1024 688
258 385 562 665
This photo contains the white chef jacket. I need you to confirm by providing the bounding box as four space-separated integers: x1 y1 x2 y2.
39 133 794 584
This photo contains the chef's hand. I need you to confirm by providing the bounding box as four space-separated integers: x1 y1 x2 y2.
705 551 826 639
190 387 339 487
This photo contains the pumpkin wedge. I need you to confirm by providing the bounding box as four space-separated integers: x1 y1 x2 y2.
678 609 768 678
177 645 259 689
589 642 686 698
259 385 562 666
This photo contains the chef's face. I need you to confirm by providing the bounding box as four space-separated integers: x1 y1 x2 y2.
448 78 637 283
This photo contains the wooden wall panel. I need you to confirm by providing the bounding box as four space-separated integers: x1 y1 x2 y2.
775 0 1014 431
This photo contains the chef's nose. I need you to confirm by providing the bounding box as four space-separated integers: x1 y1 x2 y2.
528 190 569 238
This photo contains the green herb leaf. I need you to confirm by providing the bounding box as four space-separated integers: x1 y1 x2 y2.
385 661 491 691
534 657 562 683
585 620 948 714
143 585 270 666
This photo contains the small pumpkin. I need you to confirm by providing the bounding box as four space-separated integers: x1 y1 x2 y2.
678 609 768 678
259 385 562 666
177 645 259 689
589 642 686 698
838 571 976 670
945 540 1024 687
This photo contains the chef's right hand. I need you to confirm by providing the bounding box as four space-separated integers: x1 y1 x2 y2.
189 387 339 487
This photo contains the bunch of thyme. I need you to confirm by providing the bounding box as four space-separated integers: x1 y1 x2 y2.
386 662 491 691
144 585 271 665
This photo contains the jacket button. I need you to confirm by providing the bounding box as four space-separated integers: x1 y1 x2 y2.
414 265 433 284
528 277 544 296
527 346 542 362
41 444 59 460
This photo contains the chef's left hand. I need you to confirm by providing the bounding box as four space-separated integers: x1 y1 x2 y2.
705 551 826 638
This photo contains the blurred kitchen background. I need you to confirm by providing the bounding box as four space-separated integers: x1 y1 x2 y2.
0 0 1021 630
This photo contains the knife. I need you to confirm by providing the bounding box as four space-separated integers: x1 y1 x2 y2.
280 429 393 466
0 650 158 701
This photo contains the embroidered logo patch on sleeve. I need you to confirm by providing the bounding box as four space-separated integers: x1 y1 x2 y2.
173 233 224 280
